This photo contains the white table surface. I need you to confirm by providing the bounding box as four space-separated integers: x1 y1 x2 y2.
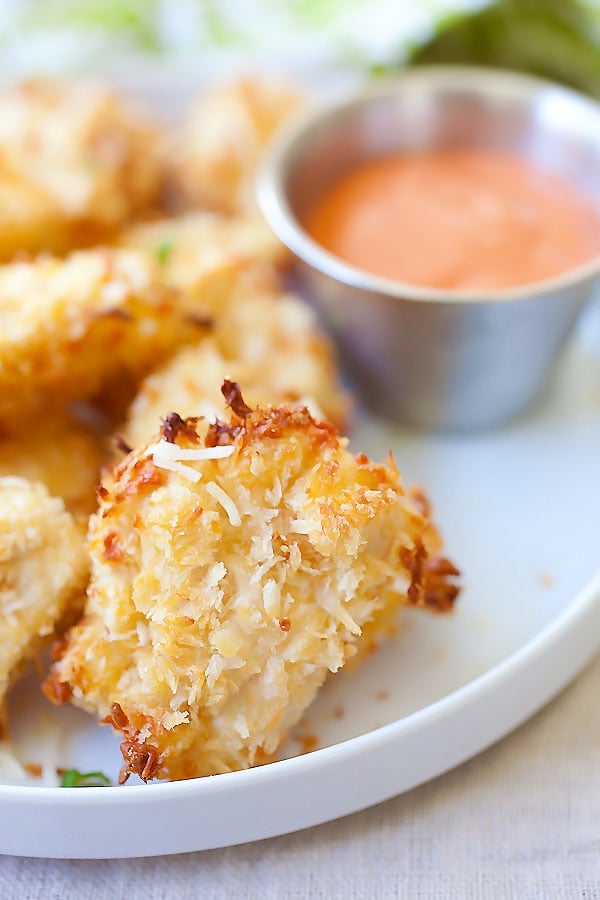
1 652 598 899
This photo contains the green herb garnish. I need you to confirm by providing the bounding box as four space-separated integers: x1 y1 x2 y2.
60 768 112 788
155 240 174 265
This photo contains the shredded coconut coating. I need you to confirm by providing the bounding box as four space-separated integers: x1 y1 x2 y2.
45 399 458 782
119 212 289 313
168 76 305 214
0 477 88 711
0 248 201 424
121 287 350 447
0 79 161 259
0 414 105 518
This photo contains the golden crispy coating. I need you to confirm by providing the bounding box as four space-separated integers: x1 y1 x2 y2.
121 289 350 446
0 154 71 261
0 79 161 259
0 414 105 518
169 76 305 214
119 212 288 313
0 477 88 710
0 248 203 425
45 394 458 782
215 287 348 426
121 340 248 448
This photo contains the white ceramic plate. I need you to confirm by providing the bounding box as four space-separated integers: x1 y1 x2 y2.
0 296 598 859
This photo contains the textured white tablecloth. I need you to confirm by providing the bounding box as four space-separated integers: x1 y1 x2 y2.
1 655 598 899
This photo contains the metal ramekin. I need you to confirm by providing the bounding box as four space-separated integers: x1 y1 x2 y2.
258 67 600 430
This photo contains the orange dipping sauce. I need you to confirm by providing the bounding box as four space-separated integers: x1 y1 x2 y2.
302 149 600 291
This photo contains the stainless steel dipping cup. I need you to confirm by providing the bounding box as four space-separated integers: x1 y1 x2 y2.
258 67 600 430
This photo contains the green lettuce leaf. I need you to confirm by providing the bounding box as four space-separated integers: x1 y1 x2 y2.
408 0 600 98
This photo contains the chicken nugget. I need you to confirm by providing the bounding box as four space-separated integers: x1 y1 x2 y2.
0 153 71 260
0 79 161 259
121 340 245 449
0 248 203 425
0 477 88 714
169 76 305 214
0 414 105 518
121 288 350 447
119 212 288 314
44 387 458 782
215 288 350 427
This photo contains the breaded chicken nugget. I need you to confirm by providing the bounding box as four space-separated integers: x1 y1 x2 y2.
121 340 250 448
0 414 105 518
45 388 458 782
0 154 70 261
119 212 288 313
215 288 349 427
169 76 304 214
0 79 161 259
0 477 88 713
0 248 203 425
121 289 350 447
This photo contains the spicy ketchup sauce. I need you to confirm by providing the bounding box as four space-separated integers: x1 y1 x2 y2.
302 148 600 292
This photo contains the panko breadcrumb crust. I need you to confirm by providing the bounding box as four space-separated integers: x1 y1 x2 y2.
0 79 161 259
45 387 458 783
168 76 305 214
0 477 89 717
121 288 350 447
0 248 205 425
0 413 106 519
118 212 289 312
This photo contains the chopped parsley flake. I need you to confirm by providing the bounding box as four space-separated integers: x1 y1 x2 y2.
60 768 112 788
155 240 174 265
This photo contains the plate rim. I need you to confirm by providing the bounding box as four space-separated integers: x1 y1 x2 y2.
2 566 598 809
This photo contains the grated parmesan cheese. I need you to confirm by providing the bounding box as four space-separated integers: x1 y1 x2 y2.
150 441 234 482
205 481 241 526
262 579 281 617
148 441 234 482
151 452 202 482
149 441 235 462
